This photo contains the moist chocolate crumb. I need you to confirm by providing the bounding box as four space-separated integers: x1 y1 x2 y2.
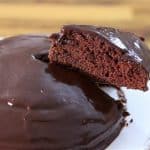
49 25 150 90
130 118 133 123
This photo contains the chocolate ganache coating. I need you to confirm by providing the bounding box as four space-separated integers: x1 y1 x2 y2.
0 35 124 150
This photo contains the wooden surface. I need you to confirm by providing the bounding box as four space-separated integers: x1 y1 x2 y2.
0 0 150 46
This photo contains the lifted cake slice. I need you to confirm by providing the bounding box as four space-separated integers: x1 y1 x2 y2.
49 25 150 90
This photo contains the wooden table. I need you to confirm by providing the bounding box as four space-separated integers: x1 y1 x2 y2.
0 0 149 46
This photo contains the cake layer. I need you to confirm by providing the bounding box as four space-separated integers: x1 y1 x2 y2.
49 25 150 90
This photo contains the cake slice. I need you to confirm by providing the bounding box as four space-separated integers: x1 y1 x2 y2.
49 25 150 90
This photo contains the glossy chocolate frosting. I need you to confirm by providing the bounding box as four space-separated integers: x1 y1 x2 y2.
62 25 150 72
0 35 124 150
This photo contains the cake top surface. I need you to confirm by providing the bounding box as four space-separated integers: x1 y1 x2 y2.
62 25 150 72
0 35 124 149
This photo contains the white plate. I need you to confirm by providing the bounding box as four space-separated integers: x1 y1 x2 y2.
103 82 150 150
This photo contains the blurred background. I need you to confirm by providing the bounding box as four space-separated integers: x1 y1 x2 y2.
0 0 149 45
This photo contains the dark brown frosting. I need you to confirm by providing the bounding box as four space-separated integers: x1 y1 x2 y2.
0 35 124 149
62 25 150 72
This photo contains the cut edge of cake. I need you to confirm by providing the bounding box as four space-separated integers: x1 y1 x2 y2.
49 25 150 91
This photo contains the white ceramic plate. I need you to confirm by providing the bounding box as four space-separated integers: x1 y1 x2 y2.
102 82 150 150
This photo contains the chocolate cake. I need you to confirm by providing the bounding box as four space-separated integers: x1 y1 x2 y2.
0 35 125 150
49 25 150 90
